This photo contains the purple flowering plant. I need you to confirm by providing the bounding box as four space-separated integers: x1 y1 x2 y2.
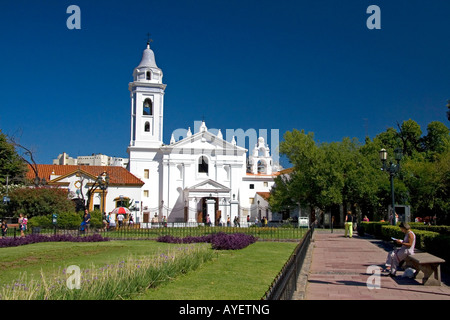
0 233 109 248
157 232 257 250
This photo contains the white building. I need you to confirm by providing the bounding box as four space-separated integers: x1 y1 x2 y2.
53 152 129 168
26 164 144 221
127 42 280 226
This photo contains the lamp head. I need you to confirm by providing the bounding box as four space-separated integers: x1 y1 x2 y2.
379 148 388 161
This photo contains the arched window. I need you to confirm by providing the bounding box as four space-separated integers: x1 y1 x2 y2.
146 71 151 80
143 98 153 116
144 121 150 132
198 156 208 174
257 160 267 174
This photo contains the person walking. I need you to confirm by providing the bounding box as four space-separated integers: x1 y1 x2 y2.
83 210 91 233
117 213 124 228
1 221 7 238
18 213 27 237
344 211 353 238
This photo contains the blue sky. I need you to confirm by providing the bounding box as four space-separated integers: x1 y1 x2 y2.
0 0 449 168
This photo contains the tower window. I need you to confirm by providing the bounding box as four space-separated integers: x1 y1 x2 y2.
144 121 150 132
198 156 208 174
257 160 267 174
143 98 153 116
146 71 151 80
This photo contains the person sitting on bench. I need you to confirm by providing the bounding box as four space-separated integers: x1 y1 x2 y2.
384 222 416 276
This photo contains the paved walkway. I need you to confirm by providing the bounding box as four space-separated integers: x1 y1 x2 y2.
293 229 450 300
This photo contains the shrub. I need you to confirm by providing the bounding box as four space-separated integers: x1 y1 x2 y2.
157 233 257 250
7 187 76 218
28 211 103 229
359 221 389 237
210 233 257 250
0 233 109 248
381 225 440 252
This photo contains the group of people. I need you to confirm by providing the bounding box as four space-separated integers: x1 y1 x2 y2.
0 213 28 238
100 211 135 231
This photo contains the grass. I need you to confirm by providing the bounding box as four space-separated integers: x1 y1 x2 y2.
0 241 185 284
137 241 298 300
0 239 299 300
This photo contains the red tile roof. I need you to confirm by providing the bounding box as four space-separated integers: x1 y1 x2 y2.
26 164 144 186
256 192 271 200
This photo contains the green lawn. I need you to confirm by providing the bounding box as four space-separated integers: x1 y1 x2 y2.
0 240 298 300
0 240 178 284
136 241 298 300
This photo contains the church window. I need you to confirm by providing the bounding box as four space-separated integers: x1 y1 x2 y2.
144 169 149 179
249 184 254 189
144 121 150 132
143 98 153 116
146 71 151 80
198 156 208 174
257 160 267 174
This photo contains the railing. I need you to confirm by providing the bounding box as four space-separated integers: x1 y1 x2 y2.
2 222 308 242
262 223 314 300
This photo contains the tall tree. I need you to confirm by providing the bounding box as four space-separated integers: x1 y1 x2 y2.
0 130 27 187
422 121 450 156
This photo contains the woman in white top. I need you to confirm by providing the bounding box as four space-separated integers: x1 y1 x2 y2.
384 222 416 276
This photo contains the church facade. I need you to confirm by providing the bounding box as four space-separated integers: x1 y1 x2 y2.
127 42 280 226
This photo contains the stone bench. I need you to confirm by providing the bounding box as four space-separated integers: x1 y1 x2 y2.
405 253 445 286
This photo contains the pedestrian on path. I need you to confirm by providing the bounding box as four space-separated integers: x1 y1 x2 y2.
344 211 353 238
1 220 7 238
384 222 416 276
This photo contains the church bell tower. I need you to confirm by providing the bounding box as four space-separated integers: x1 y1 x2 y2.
128 41 166 148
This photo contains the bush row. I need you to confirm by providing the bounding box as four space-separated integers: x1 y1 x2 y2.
0 233 109 248
156 232 257 250
28 211 104 229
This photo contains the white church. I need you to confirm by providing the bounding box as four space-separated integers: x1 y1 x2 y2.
127 42 281 226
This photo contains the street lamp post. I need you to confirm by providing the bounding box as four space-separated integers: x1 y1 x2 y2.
96 173 110 214
379 148 403 225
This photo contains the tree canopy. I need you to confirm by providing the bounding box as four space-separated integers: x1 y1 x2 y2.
269 119 450 224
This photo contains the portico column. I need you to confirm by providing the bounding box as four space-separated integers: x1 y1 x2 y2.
206 198 216 227
230 199 239 226
188 198 197 223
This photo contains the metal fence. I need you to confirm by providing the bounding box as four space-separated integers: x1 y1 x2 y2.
2 222 309 242
262 224 314 300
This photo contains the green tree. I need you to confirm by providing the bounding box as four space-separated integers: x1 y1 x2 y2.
0 130 27 187
7 187 76 218
422 121 450 156
398 119 422 157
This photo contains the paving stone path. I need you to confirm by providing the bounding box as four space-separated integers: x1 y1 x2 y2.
292 229 450 300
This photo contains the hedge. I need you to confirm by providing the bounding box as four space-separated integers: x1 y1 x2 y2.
381 225 440 252
359 222 389 238
28 211 103 229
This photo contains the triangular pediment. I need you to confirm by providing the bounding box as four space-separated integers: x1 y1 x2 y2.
186 179 231 192
49 169 97 184
163 130 247 153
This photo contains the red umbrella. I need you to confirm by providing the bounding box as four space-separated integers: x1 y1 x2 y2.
112 207 131 215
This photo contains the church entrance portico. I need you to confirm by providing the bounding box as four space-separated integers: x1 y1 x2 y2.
185 179 234 226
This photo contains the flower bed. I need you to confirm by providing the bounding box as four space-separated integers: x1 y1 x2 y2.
156 232 257 250
0 234 109 248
